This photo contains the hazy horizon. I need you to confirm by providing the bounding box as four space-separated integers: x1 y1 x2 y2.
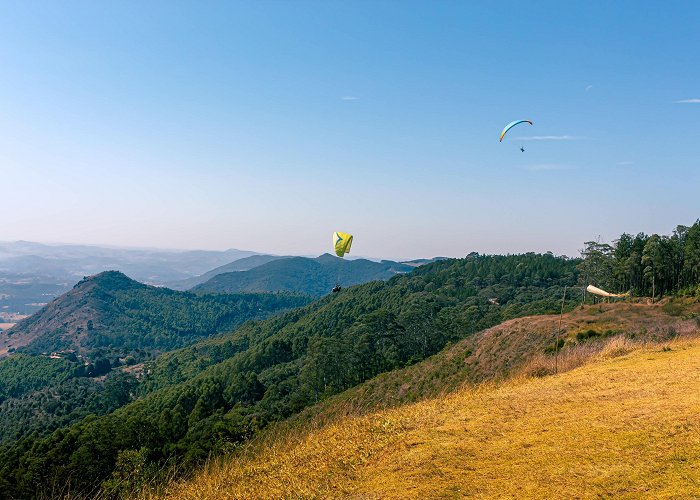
0 237 442 262
2 2 698 260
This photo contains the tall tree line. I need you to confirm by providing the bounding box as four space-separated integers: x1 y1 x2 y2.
578 220 700 299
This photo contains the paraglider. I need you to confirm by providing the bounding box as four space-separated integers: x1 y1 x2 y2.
499 120 533 142
332 231 353 292
333 231 353 258
520 146 525 152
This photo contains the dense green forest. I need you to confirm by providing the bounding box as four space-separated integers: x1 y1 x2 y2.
0 355 78 403
578 220 700 299
0 274 311 446
12 271 312 364
0 372 137 445
0 253 580 498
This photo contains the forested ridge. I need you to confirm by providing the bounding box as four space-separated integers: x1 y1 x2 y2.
0 253 580 498
0 273 310 448
193 254 413 296
12 271 312 362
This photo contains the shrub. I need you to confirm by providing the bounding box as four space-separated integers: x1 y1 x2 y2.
662 300 685 317
544 338 565 354
576 329 600 341
527 366 555 378
599 337 632 359
522 361 555 378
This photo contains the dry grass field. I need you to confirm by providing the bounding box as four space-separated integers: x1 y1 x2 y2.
156 334 700 499
283 300 700 428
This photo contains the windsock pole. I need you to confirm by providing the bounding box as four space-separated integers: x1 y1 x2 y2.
555 286 567 374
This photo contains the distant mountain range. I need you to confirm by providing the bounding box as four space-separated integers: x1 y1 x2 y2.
402 257 449 267
193 254 414 296
0 240 445 316
0 240 259 283
0 241 261 315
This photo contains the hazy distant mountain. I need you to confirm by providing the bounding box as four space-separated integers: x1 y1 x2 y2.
0 241 262 315
2 271 311 360
0 241 259 283
193 254 413 296
401 257 450 267
167 254 291 290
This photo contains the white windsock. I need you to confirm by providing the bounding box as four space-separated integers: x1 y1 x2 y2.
586 285 629 298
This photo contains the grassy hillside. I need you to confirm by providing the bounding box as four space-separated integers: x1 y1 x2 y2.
291 300 700 424
161 335 700 498
193 253 413 296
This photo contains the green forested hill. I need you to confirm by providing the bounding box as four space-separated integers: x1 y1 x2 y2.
193 254 413 296
167 254 290 290
0 254 580 498
0 272 311 448
6 271 312 363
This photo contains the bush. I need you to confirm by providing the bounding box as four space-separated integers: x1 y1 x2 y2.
544 338 565 353
662 300 685 317
576 329 601 341
521 357 556 378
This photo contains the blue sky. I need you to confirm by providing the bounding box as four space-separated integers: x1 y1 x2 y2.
1 1 698 260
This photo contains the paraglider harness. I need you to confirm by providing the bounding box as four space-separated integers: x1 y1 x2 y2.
332 284 342 293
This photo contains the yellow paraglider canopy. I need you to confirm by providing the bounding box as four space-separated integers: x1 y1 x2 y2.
333 231 353 258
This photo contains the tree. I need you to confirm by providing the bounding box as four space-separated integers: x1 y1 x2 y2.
578 240 614 298
642 234 674 299
683 221 700 289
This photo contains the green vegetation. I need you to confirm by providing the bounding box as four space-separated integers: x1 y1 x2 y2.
0 373 138 444
0 355 136 444
193 254 413 296
0 355 77 402
578 219 700 299
0 273 311 448
13 271 312 364
0 253 580 498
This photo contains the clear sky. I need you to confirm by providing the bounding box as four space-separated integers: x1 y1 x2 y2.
1 1 698 260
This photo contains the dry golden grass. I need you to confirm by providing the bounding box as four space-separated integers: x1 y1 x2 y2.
519 335 642 378
280 301 700 430
155 337 700 499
